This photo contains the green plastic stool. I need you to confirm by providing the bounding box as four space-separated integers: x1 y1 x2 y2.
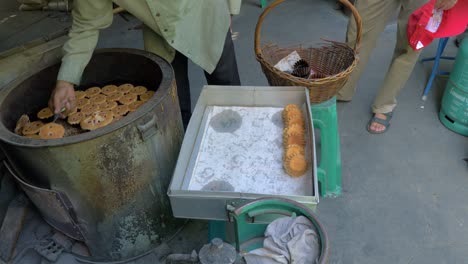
310 96 342 197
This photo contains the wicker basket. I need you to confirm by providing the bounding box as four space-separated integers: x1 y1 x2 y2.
255 0 363 103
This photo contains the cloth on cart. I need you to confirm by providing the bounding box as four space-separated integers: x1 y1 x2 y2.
243 216 320 264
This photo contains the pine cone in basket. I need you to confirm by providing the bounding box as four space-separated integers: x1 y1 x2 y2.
291 59 310 78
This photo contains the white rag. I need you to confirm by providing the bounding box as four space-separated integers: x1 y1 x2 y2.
273 51 301 73
243 216 320 264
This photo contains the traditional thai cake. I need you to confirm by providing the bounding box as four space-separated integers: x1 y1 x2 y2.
76 98 90 109
118 83 133 94
39 123 65 139
283 123 305 138
75 90 86 99
37 107 54 119
107 91 124 102
283 144 305 161
130 86 148 95
284 153 308 177
67 112 85 125
80 111 113 130
140 91 155 101
22 121 44 135
100 101 118 111
101 85 118 95
283 132 305 147
129 101 144 112
113 105 130 116
80 103 100 116
15 114 30 135
84 87 101 97
285 114 305 128
119 93 138 105
89 94 107 105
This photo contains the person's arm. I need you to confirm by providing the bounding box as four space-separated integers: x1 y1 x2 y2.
435 0 457 10
50 0 113 115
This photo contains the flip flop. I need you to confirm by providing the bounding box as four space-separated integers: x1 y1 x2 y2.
367 112 393 134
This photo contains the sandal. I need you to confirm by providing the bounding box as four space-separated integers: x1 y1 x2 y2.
367 112 393 134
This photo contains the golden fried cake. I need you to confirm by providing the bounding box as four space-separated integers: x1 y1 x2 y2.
101 85 118 95
140 91 155 101
100 101 118 111
89 94 107 105
67 112 85 125
81 103 100 116
119 93 138 105
283 144 305 160
129 101 144 112
113 105 129 116
39 123 65 139
15 114 30 135
283 124 305 138
107 91 124 102
118 83 133 94
85 87 101 97
283 153 308 177
99 110 114 125
130 86 148 95
113 115 124 122
22 121 44 135
284 104 300 112
80 111 114 130
75 91 87 99
76 98 90 109
37 107 54 119
285 114 304 128
282 104 301 120
283 132 305 147
66 107 78 116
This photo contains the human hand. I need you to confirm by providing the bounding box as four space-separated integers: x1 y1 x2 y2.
48 80 76 118
435 0 457 10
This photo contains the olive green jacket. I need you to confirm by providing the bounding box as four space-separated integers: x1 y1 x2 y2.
57 0 241 85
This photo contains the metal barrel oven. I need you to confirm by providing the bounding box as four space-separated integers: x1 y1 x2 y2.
0 49 184 261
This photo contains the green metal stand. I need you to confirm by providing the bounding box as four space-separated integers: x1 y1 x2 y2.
310 97 342 197
261 0 267 8
208 220 226 241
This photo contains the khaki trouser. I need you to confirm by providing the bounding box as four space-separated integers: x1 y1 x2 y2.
337 0 426 114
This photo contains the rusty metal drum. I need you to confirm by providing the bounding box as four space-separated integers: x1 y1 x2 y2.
0 49 184 261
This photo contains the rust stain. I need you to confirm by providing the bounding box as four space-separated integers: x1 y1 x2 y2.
170 82 177 104
77 146 106 214
93 127 152 217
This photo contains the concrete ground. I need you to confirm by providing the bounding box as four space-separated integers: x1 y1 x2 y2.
1 0 467 263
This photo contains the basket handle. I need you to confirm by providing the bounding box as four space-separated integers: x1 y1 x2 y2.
254 0 363 56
